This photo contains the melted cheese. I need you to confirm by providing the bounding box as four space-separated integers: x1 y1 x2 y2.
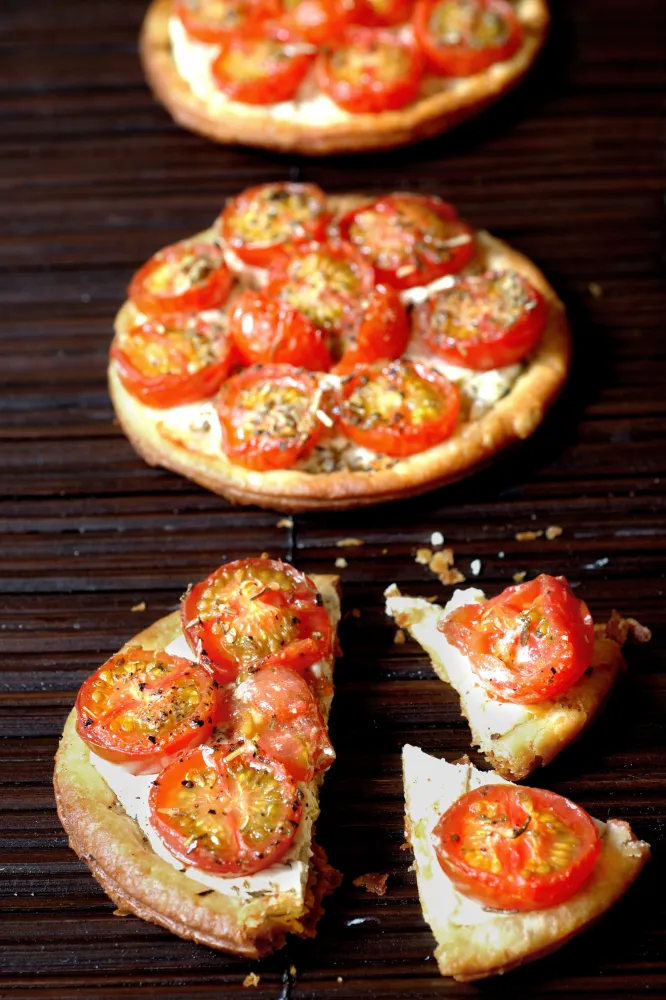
88 630 318 904
403 746 510 931
385 587 531 743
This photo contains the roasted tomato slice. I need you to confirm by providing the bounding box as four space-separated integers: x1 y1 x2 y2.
175 0 279 42
149 743 302 875
334 283 410 374
210 28 315 104
182 557 333 683
219 182 330 270
233 666 335 782
414 270 547 370
111 314 234 409
129 241 233 318
266 240 375 336
317 28 423 114
339 360 460 457
440 574 595 704
276 0 372 45
413 0 522 77
433 783 601 911
75 647 220 774
366 0 415 26
339 194 474 290
228 290 332 370
216 364 331 470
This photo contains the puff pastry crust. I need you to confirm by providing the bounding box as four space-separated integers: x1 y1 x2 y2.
54 576 341 957
110 199 571 513
140 0 549 155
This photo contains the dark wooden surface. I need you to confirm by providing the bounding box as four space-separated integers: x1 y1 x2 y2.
2 0 666 996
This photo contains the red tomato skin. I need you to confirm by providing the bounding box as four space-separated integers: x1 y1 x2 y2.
366 0 415 26
339 361 460 457
316 29 423 114
228 289 332 370
210 30 315 104
339 194 474 290
175 0 280 43
128 242 233 318
148 743 301 875
333 284 410 374
233 666 335 782
416 271 548 371
433 784 602 911
276 0 373 45
412 0 522 77
111 317 234 409
441 575 595 704
216 364 327 471
219 183 330 270
75 650 221 774
181 557 333 684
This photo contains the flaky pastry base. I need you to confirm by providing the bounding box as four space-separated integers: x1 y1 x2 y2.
140 0 549 155
54 576 341 957
109 200 571 513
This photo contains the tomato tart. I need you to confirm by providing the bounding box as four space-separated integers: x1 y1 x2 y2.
387 577 651 780
109 184 570 512
54 559 342 956
403 747 650 981
140 0 549 154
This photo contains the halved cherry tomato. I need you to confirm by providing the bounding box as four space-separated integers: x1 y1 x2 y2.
75 647 220 774
219 182 330 270
111 314 234 409
433 783 601 911
366 0 414 26
182 557 333 683
233 666 335 782
317 28 423 114
149 743 302 875
129 241 233 318
414 270 547 370
333 283 410 374
339 360 460 457
339 194 474 290
440 574 595 704
413 0 522 77
175 0 279 43
216 364 331 470
266 240 375 336
276 0 372 45
211 28 315 104
228 290 332 370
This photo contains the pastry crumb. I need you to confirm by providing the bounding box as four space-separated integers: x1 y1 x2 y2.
606 610 652 647
381 547 388 555
394 628 406 645
350 607 361 618
277 517 293 528
336 537 365 547
588 281 604 298
289 965 297 977
353 872 389 896
513 571 527 583
337 976 344 983
515 529 543 541
335 557 348 569
415 547 433 565
243 973 260 988
430 530 444 546
545 525 563 540
470 559 482 576
130 601 146 612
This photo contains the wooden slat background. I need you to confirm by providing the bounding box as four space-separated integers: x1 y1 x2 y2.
1 0 665 996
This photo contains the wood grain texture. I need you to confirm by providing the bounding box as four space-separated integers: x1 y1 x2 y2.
1 0 665 996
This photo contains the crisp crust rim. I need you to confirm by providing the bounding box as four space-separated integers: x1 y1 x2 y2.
140 0 549 155
54 576 340 957
109 201 571 513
